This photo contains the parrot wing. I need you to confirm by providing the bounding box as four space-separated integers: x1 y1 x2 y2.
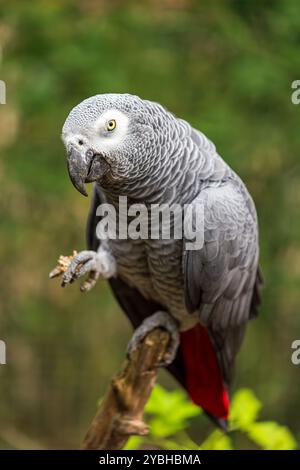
183 181 263 387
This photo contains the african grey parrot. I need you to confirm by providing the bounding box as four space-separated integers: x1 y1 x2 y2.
59 93 262 429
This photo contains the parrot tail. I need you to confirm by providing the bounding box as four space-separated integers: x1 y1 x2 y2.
180 324 229 425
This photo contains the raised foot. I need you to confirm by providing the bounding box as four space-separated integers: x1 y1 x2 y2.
127 311 180 367
49 249 116 292
60 250 102 291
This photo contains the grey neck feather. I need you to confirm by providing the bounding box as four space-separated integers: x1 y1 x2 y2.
98 118 232 208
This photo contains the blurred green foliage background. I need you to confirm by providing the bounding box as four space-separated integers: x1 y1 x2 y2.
0 0 300 449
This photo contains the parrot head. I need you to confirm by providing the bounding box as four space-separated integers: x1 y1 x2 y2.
62 93 173 196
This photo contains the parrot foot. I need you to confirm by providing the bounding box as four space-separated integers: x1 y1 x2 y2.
59 249 116 292
127 311 180 367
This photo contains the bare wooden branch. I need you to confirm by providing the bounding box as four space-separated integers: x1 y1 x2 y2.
80 328 170 450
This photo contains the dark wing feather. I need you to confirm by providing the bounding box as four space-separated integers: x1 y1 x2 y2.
183 182 262 385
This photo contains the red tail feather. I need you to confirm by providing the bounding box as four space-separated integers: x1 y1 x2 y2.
180 324 229 419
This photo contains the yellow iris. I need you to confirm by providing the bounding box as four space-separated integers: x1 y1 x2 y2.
106 119 116 131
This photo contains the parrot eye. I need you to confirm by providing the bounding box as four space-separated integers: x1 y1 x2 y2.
106 119 116 132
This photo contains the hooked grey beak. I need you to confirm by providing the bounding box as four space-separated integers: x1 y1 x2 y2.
67 146 89 196
67 145 109 197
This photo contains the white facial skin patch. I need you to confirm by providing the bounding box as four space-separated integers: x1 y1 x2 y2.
92 109 129 153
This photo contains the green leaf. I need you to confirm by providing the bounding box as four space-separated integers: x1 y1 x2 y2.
201 430 233 450
230 388 262 431
123 436 144 450
149 417 182 438
247 422 297 450
146 384 201 419
145 385 201 438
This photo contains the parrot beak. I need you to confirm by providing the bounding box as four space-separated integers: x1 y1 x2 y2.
67 145 89 197
67 145 110 196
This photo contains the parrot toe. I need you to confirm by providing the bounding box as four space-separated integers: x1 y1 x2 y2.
61 250 99 287
126 311 180 367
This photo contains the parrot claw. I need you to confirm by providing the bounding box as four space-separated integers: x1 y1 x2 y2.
127 311 180 367
80 271 100 292
61 250 102 289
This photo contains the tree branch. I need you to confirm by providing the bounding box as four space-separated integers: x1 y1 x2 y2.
80 328 170 450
